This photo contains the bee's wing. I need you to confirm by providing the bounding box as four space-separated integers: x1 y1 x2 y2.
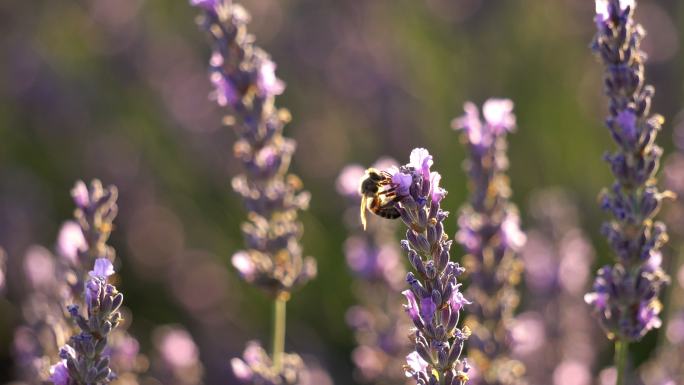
360 195 368 231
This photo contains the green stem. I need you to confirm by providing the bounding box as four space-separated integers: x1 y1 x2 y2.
272 297 287 372
615 340 628 385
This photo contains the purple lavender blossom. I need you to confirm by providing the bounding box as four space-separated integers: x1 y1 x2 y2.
192 1 315 383
230 341 305 385
56 221 86 266
51 258 123 385
370 148 470 385
49 359 70 385
585 0 673 343
452 99 526 385
67 180 118 281
12 180 142 385
338 160 412 385
192 0 315 299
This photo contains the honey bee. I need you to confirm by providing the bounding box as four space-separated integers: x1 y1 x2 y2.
359 168 402 230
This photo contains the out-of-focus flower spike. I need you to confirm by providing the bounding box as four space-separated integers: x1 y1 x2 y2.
453 99 526 385
192 0 316 382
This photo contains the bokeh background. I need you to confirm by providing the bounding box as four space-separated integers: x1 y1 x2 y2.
1 0 683 383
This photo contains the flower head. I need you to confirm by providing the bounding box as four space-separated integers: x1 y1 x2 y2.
49 360 69 385
210 72 239 107
190 0 220 11
390 168 413 197
89 258 115 278
409 147 433 180
405 351 429 378
482 98 516 133
57 221 86 264
595 0 634 24
231 251 257 282
71 180 90 209
256 59 285 98
452 102 483 147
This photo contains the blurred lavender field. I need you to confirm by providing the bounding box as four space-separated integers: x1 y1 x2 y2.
1 0 683 384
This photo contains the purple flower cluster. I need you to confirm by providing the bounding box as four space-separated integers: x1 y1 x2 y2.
337 161 412 385
192 1 315 383
43 180 136 385
68 180 118 276
515 190 602 385
49 258 123 385
192 0 315 300
452 99 526 385
585 0 673 342
11 180 140 385
373 148 471 385
230 341 305 385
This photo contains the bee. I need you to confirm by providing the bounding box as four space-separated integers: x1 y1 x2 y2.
359 168 402 230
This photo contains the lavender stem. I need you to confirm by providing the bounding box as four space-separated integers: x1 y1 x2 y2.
615 340 628 385
272 298 287 372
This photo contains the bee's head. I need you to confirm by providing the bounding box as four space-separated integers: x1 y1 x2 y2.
359 168 384 196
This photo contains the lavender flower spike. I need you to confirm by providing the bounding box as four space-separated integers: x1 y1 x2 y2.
372 148 471 385
50 258 123 385
192 0 315 299
585 0 673 343
231 341 305 385
192 1 315 383
452 99 526 385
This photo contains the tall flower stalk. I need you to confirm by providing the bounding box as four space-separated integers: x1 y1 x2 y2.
584 1 673 383
48 180 126 385
12 180 140 384
337 160 412 385
191 1 316 383
452 99 526 385
370 148 471 385
49 259 123 385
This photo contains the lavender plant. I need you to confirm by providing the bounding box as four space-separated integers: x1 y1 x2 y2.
12 180 140 385
191 0 315 383
41 180 130 384
584 1 673 382
366 148 471 385
49 258 123 385
452 99 526 385
337 161 412 385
